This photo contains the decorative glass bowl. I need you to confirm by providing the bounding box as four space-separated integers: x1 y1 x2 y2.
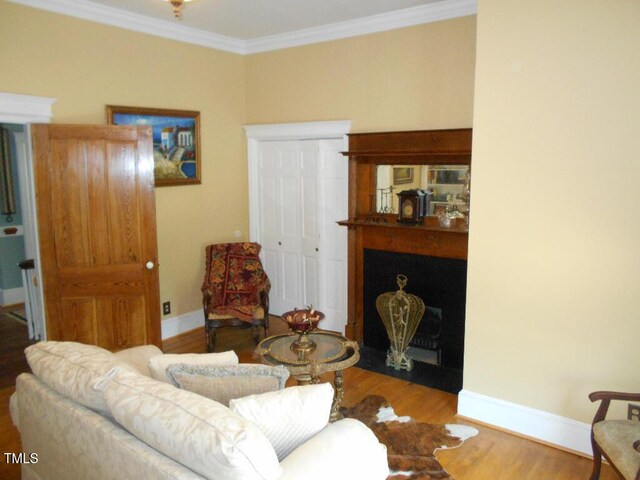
282 309 325 354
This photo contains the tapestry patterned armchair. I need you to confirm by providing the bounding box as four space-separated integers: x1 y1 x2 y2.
201 242 270 352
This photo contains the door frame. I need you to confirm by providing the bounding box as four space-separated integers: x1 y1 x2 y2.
0 91 57 338
244 121 351 329
244 120 351 242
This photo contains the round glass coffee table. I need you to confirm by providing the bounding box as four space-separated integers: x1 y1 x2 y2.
254 330 360 421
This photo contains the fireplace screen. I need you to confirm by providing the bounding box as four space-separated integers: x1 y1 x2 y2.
363 249 467 372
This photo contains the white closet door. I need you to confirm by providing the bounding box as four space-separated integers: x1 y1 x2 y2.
315 139 348 332
257 141 303 315
299 141 320 309
250 126 349 333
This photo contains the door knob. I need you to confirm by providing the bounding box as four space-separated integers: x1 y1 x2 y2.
145 261 155 270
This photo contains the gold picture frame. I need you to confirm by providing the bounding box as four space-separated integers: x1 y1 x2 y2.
107 105 201 187
393 167 414 185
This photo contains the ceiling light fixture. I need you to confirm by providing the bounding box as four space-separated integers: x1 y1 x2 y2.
164 0 193 19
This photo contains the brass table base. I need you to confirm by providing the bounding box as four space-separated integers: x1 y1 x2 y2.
255 331 359 422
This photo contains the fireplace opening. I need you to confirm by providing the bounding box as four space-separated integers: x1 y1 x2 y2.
407 306 443 366
360 249 467 393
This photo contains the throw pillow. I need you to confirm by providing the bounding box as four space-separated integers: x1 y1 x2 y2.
24 341 136 414
167 363 290 406
100 368 282 480
229 382 334 461
148 350 239 383
113 344 163 377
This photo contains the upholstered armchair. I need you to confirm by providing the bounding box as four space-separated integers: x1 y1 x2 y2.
589 390 640 480
202 242 270 352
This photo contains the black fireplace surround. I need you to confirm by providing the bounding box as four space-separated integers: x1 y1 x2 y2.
359 249 467 393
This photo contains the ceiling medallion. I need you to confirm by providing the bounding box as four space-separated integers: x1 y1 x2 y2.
164 0 193 19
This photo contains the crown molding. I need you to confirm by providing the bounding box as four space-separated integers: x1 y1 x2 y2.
7 0 246 54
244 0 478 54
7 0 477 55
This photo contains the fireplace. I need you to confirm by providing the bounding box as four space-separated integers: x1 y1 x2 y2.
338 128 472 394
360 249 466 392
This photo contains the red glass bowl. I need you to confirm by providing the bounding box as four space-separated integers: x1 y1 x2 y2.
281 309 325 333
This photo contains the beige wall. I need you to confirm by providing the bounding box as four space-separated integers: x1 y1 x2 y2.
245 16 476 131
1 3 476 329
0 2 247 319
466 0 640 422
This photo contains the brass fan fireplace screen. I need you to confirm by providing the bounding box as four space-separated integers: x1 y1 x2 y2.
376 275 425 371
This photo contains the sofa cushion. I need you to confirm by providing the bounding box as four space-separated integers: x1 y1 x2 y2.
101 368 282 480
148 350 239 383
229 383 334 461
114 345 163 377
24 341 136 414
167 364 289 406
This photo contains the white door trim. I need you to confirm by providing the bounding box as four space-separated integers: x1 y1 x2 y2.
0 92 56 124
244 120 351 241
0 91 56 339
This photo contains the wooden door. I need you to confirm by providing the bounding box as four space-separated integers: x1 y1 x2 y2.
31 124 161 350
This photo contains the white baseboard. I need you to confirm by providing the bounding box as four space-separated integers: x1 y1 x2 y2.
0 287 25 306
457 389 593 456
161 309 202 340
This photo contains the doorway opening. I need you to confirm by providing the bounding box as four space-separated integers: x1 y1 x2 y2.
0 123 35 387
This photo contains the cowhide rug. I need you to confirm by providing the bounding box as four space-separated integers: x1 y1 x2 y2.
340 395 478 480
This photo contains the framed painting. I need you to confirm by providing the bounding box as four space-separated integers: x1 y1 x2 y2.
106 105 201 186
393 167 414 185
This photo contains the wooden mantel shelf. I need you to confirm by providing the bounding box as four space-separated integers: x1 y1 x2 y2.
340 128 472 342
337 218 468 235
339 218 468 264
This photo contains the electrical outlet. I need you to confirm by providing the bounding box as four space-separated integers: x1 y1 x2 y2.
628 404 640 422
162 301 171 315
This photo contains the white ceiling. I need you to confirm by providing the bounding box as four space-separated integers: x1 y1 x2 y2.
9 0 477 54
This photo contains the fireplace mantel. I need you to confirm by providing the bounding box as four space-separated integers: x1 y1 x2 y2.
339 128 471 342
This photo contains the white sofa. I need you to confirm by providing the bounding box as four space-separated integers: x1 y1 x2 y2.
10 342 389 480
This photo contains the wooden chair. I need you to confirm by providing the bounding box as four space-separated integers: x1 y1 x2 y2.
589 390 640 479
201 242 270 352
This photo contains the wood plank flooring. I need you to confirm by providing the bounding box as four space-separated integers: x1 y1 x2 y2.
0 306 35 390
0 316 615 479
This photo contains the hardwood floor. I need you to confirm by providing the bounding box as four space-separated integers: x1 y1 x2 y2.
0 305 35 390
0 317 615 479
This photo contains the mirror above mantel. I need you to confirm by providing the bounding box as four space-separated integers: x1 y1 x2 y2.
376 164 470 215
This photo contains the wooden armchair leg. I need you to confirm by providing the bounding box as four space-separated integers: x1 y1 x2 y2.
590 441 602 480
251 325 261 344
206 323 217 353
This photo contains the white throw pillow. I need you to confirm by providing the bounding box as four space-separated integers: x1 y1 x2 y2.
113 344 163 377
278 418 389 480
148 350 239 383
24 341 136 413
100 368 282 480
229 383 334 461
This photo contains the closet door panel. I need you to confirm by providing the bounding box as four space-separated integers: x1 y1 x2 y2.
316 140 348 332
299 141 321 309
257 141 303 315
253 136 347 331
